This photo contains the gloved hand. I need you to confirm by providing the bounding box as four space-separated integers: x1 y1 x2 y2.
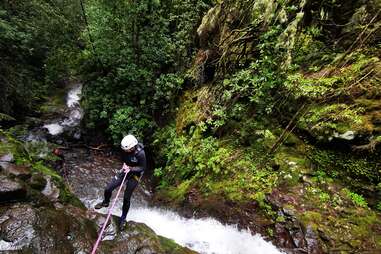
122 163 130 173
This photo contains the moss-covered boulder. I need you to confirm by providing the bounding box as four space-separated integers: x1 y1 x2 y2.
0 129 198 253
100 220 197 254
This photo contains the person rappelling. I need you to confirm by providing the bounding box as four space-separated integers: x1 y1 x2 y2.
94 134 146 230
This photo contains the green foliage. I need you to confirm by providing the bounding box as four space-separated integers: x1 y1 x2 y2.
298 104 364 136
309 148 380 185
377 202 381 211
343 188 368 208
108 106 155 144
81 0 211 134
0 113 16 122
0 0 82 118
153 124 278 202
152 73 185 116
286 53 378 100
153 124 231 183
319 191 331 203
216 26 286 117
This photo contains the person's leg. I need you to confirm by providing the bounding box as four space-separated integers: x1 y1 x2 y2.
95 173 123 209
120 177 138 222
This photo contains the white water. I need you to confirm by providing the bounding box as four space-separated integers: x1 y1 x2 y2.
43 123 64 135
128 207 283 254
90 196 283 254
43 84 83 136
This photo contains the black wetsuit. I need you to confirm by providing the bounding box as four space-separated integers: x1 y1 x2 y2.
103 143 146 220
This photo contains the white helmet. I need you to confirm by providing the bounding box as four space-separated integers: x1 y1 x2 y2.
121 134 138 150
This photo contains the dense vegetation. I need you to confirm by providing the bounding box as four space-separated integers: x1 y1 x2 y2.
0 0 83 120
1 0 381 252
79 0 211 142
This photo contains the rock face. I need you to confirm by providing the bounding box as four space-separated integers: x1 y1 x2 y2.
0 174 27 203
0 203 95 253
98 219 197 254
0 132 197 254
1 164 31 180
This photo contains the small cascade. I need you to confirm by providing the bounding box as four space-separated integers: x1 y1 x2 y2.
43 83 83 138
64 150 284 254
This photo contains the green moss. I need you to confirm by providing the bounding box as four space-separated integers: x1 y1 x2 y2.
29 173 47 190
32 161 61 180
0 129 30 163
165 179 193 203
342 188 368 208
308 147 380 187
32 161 83 208
300 211 322 229
158 236 197 254
298 103 364 137
38 88 66 114
176 87 214 133
288 53 379 100
59 185 84 208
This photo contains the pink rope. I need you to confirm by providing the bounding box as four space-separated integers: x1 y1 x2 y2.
91 171 128 254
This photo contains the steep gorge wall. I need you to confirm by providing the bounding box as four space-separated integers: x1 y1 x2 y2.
153 0 381 253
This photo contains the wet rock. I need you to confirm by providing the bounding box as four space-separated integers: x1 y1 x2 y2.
302 175 313 186
0 203 97 253
29 173 48 191
333 131 355 141
104 220 197 254
0 153 14 163
2 164 31 180
0 204 36 251
0 153 14 173
0 174 27 202
304 225 322 254
274 223 295 249
41 175 60 201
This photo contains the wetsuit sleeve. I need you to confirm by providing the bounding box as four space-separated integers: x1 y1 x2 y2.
130 150 146 173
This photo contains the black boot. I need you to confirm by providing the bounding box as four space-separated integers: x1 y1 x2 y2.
118 220 127 231
94 201 109 209
118 215 127 231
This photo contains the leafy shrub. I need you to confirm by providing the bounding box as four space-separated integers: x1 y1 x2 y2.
80 0 210 133
343 188 368 208
152 73 184 116
298 104 364 135
153 124 231 183
309 148 379 184
377 202 381 211
108 107 155 145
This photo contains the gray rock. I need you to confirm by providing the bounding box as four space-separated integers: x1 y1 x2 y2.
0 204 36 251
0 153 14 173
41 175 60 201
2 164 31 180
305 225 322 254
0 153 14 163
0 175 27 202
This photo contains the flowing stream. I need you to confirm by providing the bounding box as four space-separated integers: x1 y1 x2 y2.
43 84 83 137
32 84 283 254
64 149 283 254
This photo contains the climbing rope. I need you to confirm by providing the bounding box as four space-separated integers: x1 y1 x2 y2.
90 171 128 254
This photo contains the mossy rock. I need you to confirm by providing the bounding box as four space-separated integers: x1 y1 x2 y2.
159 236 198 254
29 173 47 191
298 103 366 142
176 87 214 133
103 221 198 254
